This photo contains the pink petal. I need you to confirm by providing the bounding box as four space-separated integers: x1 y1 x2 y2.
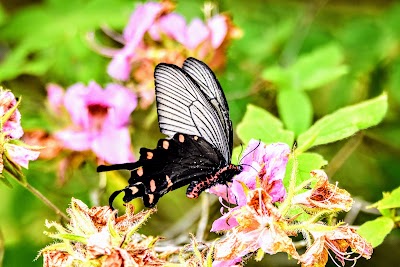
154 13 187 43
230 179 249 206
184 19 209 49
240 139 265 170
103 83 137 128
63 83 93 128
91 127 134 164
268 180 286 202
3 121 23 140
208 184 236 203
212 258 242 267
123 2 164 41
262 142 290 184
211 210 239 232
46 83 65 114
5 143 40 169
107 51 132 81
1 90 23 139
55 130 92 151
207 15 228 48
108 2 164 81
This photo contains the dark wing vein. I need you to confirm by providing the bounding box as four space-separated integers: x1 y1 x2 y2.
155 63 230 161
182 58 232 160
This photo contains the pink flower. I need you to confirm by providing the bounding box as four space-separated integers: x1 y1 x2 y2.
46 83 65 115
105 2 231 81
211 140 290 232
107 2 166 80
210 140 289 205
0 90 23 139
299 225 373 267
293 170 353 212
55 82 137 164
207 15 228 49
1 89 40 170
4 143 40 169
150 13 228 50
213 190 299 264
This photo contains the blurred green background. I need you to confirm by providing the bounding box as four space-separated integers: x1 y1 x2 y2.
0 0 400 266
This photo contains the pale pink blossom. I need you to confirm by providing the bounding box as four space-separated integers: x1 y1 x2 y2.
107 2 165 80
55 82 136 164
293 170 353 212
46 83 65 115
213 190 299 264
105 2 231 81
210 140 289 205
299 225 373 267
1 90 40 170
4 143 40 169
0 90 23 139
211 141 290 232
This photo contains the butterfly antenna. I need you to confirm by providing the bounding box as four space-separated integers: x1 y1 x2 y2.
238 140 262 166
239 163 259 173
97 162 139 172
109 189 124 209
236 143 244 164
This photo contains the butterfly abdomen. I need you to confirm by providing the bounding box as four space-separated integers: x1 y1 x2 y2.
186 164 242 199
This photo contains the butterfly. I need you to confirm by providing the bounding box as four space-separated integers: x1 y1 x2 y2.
97 57 242 208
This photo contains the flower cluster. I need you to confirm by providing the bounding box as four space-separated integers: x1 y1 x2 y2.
0 88 40 181
210 140 373 267
46 82 137 164
39 198 165 267
94 1 240 107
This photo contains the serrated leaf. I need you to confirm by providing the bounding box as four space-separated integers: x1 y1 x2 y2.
371 186 400 210
297 93 388 151
357 217 394 247
262 43 348 91
283 152 328 189
236 104 294 145
277 89 313 136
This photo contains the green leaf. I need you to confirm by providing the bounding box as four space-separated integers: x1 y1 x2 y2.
292 44 348 90
262 43 348 91
357 217 394 247
297 93 388 151
277 89 313 136
283 152 328 189
236 104 294 145
371 186 400 210
0 174 13 188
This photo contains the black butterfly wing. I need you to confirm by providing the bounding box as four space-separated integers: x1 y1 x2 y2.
182 57 233 159
155 62 231 163
100 133 226 208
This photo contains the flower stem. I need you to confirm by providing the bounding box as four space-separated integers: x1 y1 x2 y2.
24 182 69 221
196 193 209 242
280 150 298 216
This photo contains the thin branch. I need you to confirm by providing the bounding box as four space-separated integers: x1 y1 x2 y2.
162 195 218 239
196 194 210 242
25 183 69 221
325 133 363 177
